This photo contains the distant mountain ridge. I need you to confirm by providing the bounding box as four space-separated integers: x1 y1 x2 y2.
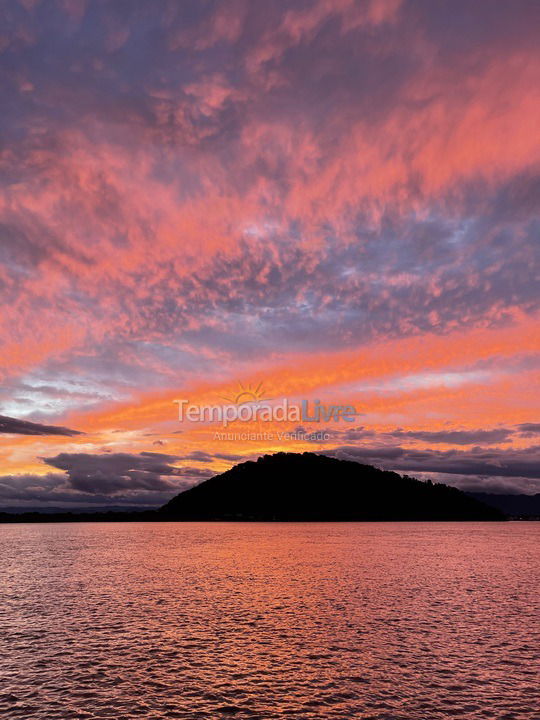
467 492 540 519
160 452 504 521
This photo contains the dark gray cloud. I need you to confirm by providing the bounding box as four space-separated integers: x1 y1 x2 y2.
0 472 175 510
213 452 245 462
0 414 83 436
41 451 213 496
396 470 539 496
303 425 518 446
0 474 70 505
386 428 513 445
178 450 215 463
517 423 540 437
325 445 540 487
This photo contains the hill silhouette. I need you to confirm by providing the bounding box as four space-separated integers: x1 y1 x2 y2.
0 453 507 522
160 452 504 521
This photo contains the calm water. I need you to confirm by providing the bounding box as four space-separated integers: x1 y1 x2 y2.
0 522 538 720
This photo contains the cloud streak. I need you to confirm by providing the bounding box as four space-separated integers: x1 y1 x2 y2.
0 415 83 436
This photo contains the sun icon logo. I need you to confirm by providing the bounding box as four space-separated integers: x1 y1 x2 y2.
220 381 268 405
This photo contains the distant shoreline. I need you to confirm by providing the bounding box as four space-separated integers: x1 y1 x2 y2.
4 513 537 524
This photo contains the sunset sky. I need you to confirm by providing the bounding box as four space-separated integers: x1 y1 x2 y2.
0 0 539 509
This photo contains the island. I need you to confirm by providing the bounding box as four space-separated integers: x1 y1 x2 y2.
0 452 505 522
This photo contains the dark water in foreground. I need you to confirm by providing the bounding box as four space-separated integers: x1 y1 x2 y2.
0 522 538 720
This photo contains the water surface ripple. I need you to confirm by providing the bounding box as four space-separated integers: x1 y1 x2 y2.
0 522 538 719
